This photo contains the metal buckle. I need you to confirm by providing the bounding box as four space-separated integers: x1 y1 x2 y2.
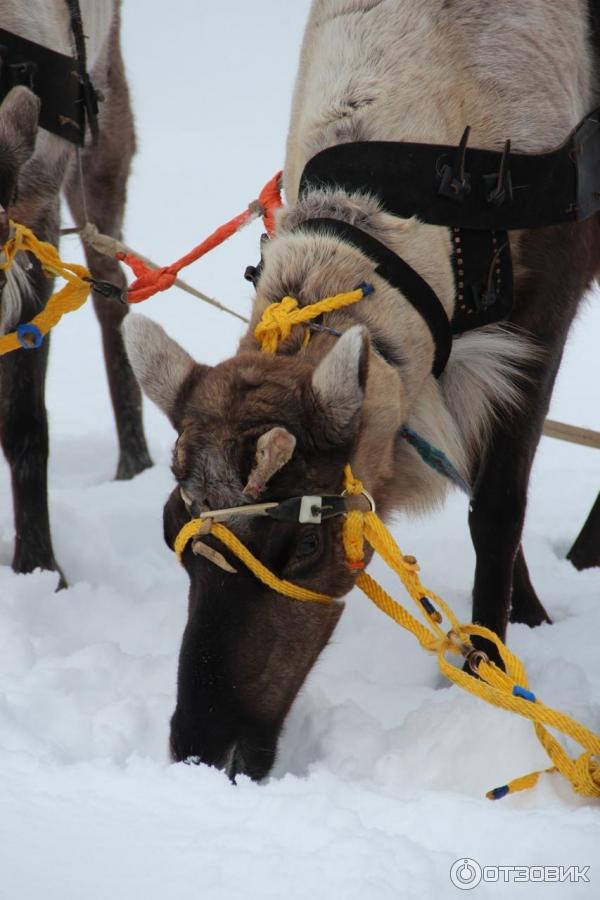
8 60 37 90
85 277 126 304
341 486 376 514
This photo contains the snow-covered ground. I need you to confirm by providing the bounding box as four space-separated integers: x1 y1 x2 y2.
1 3 599 898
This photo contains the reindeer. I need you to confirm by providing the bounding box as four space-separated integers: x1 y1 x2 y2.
124 0 600 780
0 0 150 585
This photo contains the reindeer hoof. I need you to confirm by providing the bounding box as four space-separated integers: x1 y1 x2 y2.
55 566 68 591
509 601 552 627
12 550 68 591
115 449 153 481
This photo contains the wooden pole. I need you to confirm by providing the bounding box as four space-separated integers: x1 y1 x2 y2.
542 419 600 450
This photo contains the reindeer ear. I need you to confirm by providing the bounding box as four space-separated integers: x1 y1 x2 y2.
0 86 40 167
311 325 369 442
122 314 198 422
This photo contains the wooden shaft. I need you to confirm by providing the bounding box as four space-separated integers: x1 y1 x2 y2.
543 419 600 450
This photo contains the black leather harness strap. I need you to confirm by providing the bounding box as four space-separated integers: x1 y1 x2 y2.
64 0 100 143
297 110 600 334
297 217 452 377
0 29 87 144
298 109 600 230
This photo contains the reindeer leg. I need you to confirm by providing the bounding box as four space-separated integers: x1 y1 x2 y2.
510 544 552 625
468 403 546 646
567 491 600 570
467 380 553 663
0 261 64 586
64 25 151 481
468 222 596 645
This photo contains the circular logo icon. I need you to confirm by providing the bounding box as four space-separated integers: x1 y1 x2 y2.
450 858 483 890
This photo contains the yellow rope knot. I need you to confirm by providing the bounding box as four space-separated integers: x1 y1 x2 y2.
0 221 92 357
254 296 299 353
254 283 373 354
342 464 364 497
342 464 367 571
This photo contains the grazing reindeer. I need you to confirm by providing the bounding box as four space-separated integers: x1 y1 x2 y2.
0 0 151 583
124 0 600 780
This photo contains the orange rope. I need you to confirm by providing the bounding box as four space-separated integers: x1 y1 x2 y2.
121 171 283 304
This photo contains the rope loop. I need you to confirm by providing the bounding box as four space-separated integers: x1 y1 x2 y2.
0 222 92 357
572 752 600 797
258 171 284 237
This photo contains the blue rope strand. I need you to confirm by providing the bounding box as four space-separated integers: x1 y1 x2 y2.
400 426 472 497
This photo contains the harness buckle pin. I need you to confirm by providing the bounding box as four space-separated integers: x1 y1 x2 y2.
484 139 513 207
437 125 472 202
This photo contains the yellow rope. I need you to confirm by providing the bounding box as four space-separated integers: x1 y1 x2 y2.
0 222 92 355
173 465 600 801
255 284 371 353
175 520 331 603
342 467 600 801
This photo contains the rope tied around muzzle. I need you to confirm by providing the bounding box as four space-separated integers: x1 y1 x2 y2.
174 520 330 604
174 466 600 802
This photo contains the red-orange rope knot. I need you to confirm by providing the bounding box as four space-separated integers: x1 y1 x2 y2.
120 171 283 305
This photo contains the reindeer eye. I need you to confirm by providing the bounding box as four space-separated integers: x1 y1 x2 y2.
296 531 320 558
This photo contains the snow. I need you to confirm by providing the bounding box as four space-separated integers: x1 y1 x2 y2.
1 2 599 897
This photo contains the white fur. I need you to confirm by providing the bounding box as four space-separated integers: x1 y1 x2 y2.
0 257 34 333
122 315 196 418
441 326 539 456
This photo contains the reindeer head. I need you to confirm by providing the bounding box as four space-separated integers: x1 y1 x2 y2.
123 314 380 779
